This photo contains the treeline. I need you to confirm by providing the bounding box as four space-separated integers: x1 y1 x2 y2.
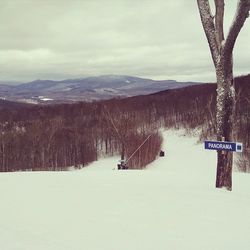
0 98 162 171
0 74 249 172
234 76 250 172
125 131 163 169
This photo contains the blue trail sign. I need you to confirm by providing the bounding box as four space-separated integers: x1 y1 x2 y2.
204 140 243 152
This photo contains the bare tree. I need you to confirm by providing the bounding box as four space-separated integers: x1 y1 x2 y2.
197 0 250 190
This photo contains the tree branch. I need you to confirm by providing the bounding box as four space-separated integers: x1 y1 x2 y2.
214 0 225 46
224 0 250 57
197 0 219 67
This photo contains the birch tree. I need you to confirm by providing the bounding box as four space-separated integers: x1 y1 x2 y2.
197 0 250 190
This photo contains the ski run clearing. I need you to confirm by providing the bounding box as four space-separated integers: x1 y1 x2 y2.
0 130 250 250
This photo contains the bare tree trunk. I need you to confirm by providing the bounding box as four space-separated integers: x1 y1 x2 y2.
1 139 5 171
121 143 125 161
215 53 235 190
197 0 250 190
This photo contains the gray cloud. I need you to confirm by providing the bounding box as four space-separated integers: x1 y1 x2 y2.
0 0 249 82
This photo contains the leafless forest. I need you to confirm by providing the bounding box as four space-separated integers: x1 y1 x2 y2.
0 75 249 172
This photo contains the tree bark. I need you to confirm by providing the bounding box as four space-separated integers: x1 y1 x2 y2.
215 49 234 190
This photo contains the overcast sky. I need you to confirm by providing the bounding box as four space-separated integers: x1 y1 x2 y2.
0 0 249 83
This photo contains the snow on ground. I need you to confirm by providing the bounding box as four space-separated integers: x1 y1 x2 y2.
19 98 39 104
0 130 250 250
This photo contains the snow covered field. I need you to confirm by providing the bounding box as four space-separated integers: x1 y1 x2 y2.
0 130 250 250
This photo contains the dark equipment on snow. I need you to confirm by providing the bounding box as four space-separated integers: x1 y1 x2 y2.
117 160 128 170
159 150 165 157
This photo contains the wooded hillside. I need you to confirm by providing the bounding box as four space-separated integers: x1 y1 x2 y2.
0 75 249 172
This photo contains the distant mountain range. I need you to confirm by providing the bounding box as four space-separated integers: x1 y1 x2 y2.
0 75 202 104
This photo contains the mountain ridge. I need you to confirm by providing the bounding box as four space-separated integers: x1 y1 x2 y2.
0 75 203 104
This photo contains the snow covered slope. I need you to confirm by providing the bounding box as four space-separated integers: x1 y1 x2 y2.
0 130 250 250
